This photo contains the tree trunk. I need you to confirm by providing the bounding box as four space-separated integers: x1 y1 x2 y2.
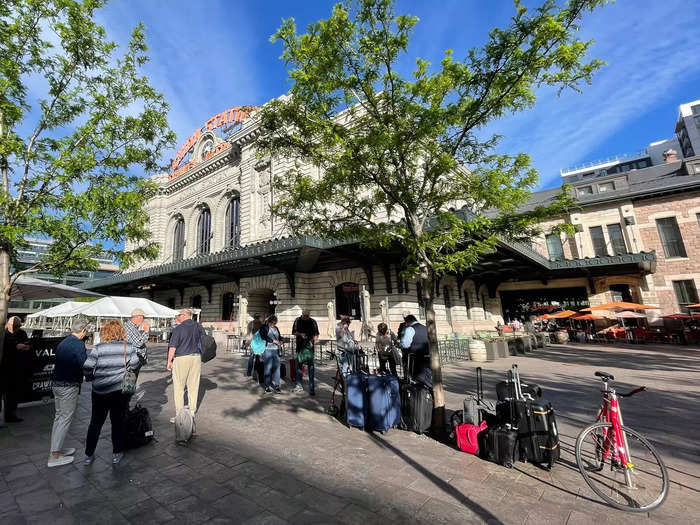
421 271 446 438
0 248 9 364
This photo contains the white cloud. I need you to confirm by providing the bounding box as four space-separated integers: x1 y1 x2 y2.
490 0 700 188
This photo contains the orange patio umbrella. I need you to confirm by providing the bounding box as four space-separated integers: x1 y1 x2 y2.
589 301 660 311
573 314 605 321
550 310 578 319
688 304 700 309
661 313 692 320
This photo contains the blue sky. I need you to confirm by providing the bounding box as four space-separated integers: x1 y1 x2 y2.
97 0 700 189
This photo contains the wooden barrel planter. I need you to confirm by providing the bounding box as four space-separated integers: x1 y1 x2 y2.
554 331 569 344
469 339 488 362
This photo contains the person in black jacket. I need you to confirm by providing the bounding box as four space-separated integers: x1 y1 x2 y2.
1 316 30 423
47 318 91 467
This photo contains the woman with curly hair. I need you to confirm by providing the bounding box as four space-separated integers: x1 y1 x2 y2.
83 320 139 465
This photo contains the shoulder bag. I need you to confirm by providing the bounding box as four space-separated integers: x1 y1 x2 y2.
296 341 315 366
121 341 137 395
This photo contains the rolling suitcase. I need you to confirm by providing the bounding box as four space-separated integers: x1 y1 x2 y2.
366 374 401 433
510 365 559 469
345 372 367 429
480 425 519 468
400 355 432 434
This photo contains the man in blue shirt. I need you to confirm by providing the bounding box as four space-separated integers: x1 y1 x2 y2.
48 318 91 467
167 309 202 423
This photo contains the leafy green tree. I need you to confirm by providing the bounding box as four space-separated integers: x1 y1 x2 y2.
0 0 174 359
256 0 605 432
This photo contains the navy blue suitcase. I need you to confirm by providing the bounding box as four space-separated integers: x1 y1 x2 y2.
366 374 401 433
345 373 367 429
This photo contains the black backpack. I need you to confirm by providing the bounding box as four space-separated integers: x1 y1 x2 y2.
198 325 217 363
125 404 154 449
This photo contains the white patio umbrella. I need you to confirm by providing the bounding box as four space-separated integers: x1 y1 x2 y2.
10 276 103 300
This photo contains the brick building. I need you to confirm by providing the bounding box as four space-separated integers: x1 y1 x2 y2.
82 99 700 335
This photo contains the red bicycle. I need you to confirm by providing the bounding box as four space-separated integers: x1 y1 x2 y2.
575 371 668 512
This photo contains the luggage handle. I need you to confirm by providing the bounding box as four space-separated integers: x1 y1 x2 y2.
476 366 484 405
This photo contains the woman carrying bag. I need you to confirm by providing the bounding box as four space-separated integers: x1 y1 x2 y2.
375 322 399 377
83 320 139 465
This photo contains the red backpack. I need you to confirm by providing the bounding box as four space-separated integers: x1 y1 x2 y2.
455 421 487 454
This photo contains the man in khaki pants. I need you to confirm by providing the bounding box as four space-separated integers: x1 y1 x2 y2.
167 309 202 423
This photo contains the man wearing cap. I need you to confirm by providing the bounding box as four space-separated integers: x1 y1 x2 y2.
48 318 92 467
125 308 150 372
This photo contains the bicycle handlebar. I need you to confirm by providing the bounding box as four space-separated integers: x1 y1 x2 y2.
619 386 647 398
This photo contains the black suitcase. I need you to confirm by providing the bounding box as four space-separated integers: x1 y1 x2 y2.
508 365 559 469
480 426 519 468
517 400 560 469
400 380 432 434
401 354 433 434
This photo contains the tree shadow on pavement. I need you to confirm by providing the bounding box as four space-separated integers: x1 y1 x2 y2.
367 432 503 524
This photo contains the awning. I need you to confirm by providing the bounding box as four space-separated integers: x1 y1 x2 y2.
11 276 102 301
81 234 657 300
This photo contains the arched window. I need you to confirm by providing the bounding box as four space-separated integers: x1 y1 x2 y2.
192 295 202 309
335 282 361 320
197 207 211 255
222 292 236 321
225 196 241 248
173 218 185 262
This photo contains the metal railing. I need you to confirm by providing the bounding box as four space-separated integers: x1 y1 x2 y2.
227 334 473 371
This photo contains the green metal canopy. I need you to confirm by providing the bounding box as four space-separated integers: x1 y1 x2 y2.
81 234 656 303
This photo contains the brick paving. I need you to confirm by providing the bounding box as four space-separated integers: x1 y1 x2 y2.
1 341 699 524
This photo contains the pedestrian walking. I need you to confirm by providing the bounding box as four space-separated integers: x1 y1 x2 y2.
124 308 150 373
259 315 282 395
167 309 203 422
336 315 356 375
83 320 139 465
292 310 319 395
48 318 91 467
1 316 30 423
375 322 398 377
246 313 264 378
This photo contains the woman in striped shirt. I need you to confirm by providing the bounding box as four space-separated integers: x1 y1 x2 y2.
83 320 139 465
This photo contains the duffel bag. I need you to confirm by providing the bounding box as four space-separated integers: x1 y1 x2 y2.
125 404 154 449
455 420 487 455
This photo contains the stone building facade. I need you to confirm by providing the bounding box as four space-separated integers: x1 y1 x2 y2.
85 100 700 335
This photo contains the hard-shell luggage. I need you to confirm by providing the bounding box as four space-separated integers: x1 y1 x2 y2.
518 400 560 469
480 426 519 468
507 364 559 469
124 404 154 449
366 374 401 433
345 372 367 429
175 408 195 445
463 367 491 425
496 379 542 402
400 381 432 434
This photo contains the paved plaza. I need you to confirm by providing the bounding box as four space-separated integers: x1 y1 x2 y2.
0 342 698 524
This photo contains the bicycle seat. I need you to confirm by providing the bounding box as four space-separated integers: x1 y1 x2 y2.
594 371 615 381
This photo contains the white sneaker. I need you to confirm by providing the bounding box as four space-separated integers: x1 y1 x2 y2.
61 448 76 456
47 455 74 468
170 417 175 424
293 385 303 393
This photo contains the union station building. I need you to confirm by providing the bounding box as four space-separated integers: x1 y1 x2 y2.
83 99 700 337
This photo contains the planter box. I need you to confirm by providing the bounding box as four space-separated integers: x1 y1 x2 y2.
484 341 498 361
495 339 508 358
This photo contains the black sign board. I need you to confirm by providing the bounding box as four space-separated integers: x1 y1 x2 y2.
18 337 64 404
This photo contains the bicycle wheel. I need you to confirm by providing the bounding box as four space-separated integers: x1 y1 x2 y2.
575 422 669 512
